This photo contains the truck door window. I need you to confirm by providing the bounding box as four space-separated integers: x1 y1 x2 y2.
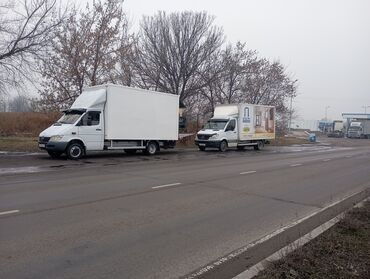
81 111 100 126
226 120 236 131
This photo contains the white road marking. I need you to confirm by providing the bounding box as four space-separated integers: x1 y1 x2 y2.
0 210 19 216
322 159 331 162
152 182 181 189
0 167 41 175
290 163 302 167
240 171 257 175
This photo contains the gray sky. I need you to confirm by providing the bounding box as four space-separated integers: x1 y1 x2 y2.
85 0 370 120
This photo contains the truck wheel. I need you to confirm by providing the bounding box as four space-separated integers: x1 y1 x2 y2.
124 149 137 155
145 141 158 155
254 140 264 150
66 142 84 160
219 140 228 152
47 151 62 158
199 146 206 151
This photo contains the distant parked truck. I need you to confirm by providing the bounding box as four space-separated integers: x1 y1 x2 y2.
195 104 275 152
39 84 179 159
327 120 344 138
347 120 370 139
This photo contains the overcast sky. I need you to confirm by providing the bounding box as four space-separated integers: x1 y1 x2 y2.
83 0 370 120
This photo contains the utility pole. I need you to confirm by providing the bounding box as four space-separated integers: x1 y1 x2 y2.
361 106 370 114
288 95 293 133
288 79 298 134
324 106 330 133
325 106 330 121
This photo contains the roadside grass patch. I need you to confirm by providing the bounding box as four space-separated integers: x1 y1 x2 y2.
0 137 39 152
254 201 370 279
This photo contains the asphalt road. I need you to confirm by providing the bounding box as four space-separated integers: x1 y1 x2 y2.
1 141 370 279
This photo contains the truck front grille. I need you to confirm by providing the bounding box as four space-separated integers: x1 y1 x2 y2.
39 136 50 144
197 134 211 140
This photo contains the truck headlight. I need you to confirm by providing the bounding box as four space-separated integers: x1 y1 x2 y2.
209 134 219 140
50 135 63 142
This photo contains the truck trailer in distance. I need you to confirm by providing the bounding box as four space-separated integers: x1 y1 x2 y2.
195 104 275 152
347 120 370 139
327 120 344 138
39 84 179 159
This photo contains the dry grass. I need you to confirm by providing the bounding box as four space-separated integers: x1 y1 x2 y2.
0 112 60 137
0 137 39 152
255 201 370 279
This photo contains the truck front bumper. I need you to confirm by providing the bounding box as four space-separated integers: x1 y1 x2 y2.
39 141 68 152
195 140 220 148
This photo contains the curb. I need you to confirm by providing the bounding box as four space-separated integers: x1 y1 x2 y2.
183 188 370 279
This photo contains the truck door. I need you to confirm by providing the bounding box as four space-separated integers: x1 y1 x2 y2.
225 119 238 147
78 111 104 150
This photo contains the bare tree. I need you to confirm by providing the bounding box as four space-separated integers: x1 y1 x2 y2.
199 42 257 110
242 59 297 113
8 94 32 112
0 0 62 95
194 42 297 123
39 0 130 110
131 11 224 102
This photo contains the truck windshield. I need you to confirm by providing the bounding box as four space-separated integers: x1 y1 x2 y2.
204 120 228 130
57 111 84 124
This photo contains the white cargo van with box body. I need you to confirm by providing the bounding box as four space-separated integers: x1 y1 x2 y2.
39 84 179 159
195 104 275 151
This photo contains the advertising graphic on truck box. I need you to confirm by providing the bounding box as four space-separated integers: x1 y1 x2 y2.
239 105 275 140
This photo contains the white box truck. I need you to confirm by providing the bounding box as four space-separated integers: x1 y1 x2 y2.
39 84 179 159
347 120 370 138
195 104 275 151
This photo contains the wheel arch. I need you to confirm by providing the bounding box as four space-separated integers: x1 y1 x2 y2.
67 138 86 153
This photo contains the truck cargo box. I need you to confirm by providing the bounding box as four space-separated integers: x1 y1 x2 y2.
214 104 275 140
81 85 179 141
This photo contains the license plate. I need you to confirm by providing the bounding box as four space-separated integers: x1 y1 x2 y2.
199 143 206 146
39 144 45 148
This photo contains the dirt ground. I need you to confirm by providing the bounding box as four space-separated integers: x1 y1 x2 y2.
318 136 370 147
254 201 370 279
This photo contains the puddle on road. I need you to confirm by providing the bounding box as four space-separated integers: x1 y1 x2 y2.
0 166 42 175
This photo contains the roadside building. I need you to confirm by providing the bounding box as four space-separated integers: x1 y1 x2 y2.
290 119 320 131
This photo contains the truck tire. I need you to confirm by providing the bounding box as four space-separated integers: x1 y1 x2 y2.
47 151 62 158
254 140 264 150
66 142 84 160
219 140 228 152
198 146 206 151
145 141 158 155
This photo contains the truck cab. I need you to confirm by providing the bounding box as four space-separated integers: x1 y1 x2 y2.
195 117 238 152
39 109 104 159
